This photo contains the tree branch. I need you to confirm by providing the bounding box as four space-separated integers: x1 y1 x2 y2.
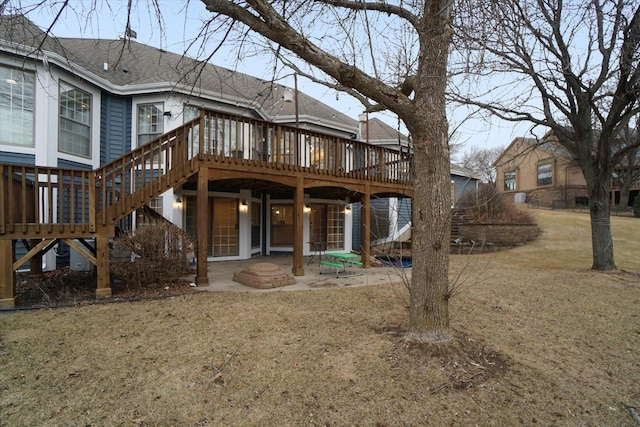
319 0 420 29
201 0 415 119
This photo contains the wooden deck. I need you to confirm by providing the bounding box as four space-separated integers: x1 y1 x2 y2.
0 109 413 308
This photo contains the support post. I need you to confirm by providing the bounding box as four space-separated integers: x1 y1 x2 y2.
292 176 305 276
195 167 209 285
95 237 112 298
29 239 43 277
0 240 15 308
360 189 371 268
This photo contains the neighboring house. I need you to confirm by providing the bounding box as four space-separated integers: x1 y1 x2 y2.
494 137 588 208
0 15 413 307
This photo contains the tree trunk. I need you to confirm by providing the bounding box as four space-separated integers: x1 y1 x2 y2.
588 178 616 271
619 185 630 209
404 5 453 343
406 131 452 343
618 150 637 209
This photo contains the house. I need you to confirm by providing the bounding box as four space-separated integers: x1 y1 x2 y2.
350 117 480 247
494 137 588 208
0 15 414 307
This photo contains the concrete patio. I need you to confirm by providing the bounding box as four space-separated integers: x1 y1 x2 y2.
196 255 412 293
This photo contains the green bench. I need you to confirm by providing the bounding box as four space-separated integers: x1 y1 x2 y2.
319 260 344 276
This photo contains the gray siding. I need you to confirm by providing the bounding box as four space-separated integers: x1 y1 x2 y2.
100 93 132 165
0 151 35 165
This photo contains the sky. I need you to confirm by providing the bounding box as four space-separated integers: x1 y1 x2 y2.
23 0 536 159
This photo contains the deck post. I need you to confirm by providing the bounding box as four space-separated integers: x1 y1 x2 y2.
0 239 15 308
360 188 371 268
292 176 305 276
95 237 112 298
29 239 43 277
195 167 209 285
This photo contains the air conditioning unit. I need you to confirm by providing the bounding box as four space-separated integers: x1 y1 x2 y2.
70 239 95 272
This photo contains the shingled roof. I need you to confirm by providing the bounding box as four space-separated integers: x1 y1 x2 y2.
0 15 358 135
360 117 409 145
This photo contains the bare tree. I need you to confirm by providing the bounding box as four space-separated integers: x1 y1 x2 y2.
452 0 640 270
197 1 456 343
6 0 457 343
458 145 504 184
612 117 640 208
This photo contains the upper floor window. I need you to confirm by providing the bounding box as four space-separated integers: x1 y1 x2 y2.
59 81 91 157
137 103 164 146
0 66 34 147
537 163 553 186
504 171 516 191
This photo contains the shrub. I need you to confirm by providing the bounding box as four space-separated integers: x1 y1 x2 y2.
459 184 535 224
110 222 194 290
633 194 640 218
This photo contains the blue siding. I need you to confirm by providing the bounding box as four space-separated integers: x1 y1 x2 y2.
452 174 478 204
55 159 92 269
351 175 479 245
57 158 92 170
370 198 390 241
351 202 362 251
352 198 391 251
0 153 35 269
100 93 132 165
397 198 411 229
0 151 35 165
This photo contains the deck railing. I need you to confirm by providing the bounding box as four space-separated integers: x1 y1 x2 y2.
0 165 95 235
0 108 412 236
194 110 412 183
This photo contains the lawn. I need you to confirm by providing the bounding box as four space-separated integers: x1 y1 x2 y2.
1 209 639 426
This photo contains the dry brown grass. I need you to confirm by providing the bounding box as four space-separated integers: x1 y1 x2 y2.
1 209 639 426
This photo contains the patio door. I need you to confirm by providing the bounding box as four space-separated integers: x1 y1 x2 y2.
310 204 344 250
309 204 328 247
211 198 239 257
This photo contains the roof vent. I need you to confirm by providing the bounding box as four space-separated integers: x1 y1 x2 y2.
283 89 294 103
125 26 137 39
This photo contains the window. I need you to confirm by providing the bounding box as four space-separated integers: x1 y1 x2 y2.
326 205 344 250
504 171 516 191
0 66 34 146
309 203 345 250
137 103 164 146
59 82 91 157
270 204 293 246
148 197 163 216
537 163 553 186
136 197 163 226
